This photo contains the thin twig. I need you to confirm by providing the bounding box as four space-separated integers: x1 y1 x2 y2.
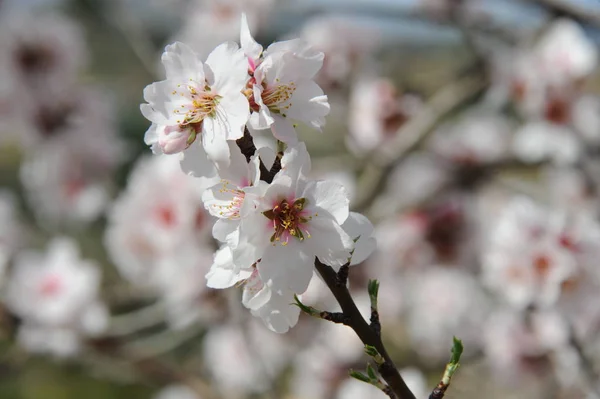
314 259 416 399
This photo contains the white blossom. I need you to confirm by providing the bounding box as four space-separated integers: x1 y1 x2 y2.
241 14 330 144
482 197 600 310
4 238 108 357
233 143 354 295
105 155 212 289
142 41 249 165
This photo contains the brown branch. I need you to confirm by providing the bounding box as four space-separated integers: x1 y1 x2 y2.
236 127 280 183
520 0 600 28
314 259 416 399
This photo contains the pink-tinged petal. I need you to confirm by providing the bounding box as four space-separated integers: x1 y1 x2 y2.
202 117 231 164
161 42 205 83
259 243 313 294
205 42 248 96
157 125 195 155
271 114 298 144
240 13 263 66
307 216 354 270
304 180 349 225
249 85 275 130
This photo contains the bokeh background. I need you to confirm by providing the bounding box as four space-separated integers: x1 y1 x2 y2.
2 0 600 398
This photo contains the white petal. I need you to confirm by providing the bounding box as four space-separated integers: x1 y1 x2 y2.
259 243 313 294
251 290 300 333
286 80 330 129
242 274 271 310
304 180 349 225
212 219 238 243
180 141 220 186
218 92 249 140
240 13 263 65
307 216 354 270
280 142 311 180
161 42 205 82
202 117 231 164
271 114 298 144
205 42 248 96
342 212 376 266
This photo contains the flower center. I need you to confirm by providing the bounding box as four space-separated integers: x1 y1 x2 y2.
39 274 62 297
172 84 221 126
212 181 245 220
262 81 296 115
263 198 312 245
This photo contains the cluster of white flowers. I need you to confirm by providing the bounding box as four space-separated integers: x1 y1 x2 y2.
139 14 376 333
0 12 123 227
105 155 218 328
490 19 600 165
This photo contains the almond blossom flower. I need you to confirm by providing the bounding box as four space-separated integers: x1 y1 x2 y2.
405 267 488 361
482 197 600 310
428 110 512 165
105 155 212 288
483 309 575 382
297 16 378 88
3 238 108 357
347 76 421 155
240 14 330 144
202 320 292 396
0 12 87 112
535 19 597 87
201 142 262 247
206 245 300 333
142 41 249 165
232 144 354 295
19 89 123 227
174 0 274 59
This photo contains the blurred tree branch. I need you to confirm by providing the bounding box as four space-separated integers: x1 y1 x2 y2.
521 0 600 27
353 72 488 213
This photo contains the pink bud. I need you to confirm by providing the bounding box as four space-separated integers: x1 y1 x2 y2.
158 125 197 154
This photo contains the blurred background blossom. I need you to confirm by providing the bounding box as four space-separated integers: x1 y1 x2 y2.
2 0 600 398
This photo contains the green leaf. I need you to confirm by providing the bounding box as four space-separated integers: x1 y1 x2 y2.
450 337 464 365
366 364 378 381
349 370 371 383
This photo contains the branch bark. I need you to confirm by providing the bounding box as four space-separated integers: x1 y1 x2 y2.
314 259 416 399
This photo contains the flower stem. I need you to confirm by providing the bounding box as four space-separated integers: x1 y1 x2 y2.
314 259 416 399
